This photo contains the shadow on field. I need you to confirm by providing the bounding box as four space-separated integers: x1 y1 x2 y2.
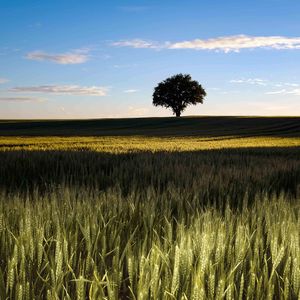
0 116 299 137
1 146 299 208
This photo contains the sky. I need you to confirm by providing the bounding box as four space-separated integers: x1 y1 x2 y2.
1 0 300 119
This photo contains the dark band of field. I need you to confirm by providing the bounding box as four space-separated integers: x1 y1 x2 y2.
1 116 299 137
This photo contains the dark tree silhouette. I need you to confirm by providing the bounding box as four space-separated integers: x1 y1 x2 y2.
152 74 206 117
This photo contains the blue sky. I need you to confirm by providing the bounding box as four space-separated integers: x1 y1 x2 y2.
1 0 300 118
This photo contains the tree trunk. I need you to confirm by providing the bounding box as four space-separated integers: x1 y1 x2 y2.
175 111 181 117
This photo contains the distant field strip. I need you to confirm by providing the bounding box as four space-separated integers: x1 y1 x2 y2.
0 117 299 137
0 136 299 152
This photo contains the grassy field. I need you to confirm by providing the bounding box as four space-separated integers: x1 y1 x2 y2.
0 116 299 152
0 116 300 299
1 136 300 152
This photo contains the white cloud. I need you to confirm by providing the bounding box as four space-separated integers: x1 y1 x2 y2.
26 50 89 64
112 35 300 52
169 35 300 52
0 78 9 84
10 85 109 96
0 97 45 103
124 89 138 93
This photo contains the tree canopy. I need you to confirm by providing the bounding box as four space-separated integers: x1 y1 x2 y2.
152 74 206 117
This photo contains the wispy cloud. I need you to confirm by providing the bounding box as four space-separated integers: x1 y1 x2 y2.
231 78 300 87
111 39 163 49
26 49 89 64
0 78 9 84
124 89 138 93
230 78 268 86
169 35 300 52
112 35 300 52
10 85 109 96
287 89 300 95
283 83 299 87
265 88 300 96
0 97 45 103
230 78 300 95
265 89 287 95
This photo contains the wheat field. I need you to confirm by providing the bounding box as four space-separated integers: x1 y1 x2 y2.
0 117 299 299
1 190 299 299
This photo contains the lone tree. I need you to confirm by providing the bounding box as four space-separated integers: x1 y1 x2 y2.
152 74 206 117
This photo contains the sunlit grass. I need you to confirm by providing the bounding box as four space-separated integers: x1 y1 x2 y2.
1 189 299 299
1 136 299 152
